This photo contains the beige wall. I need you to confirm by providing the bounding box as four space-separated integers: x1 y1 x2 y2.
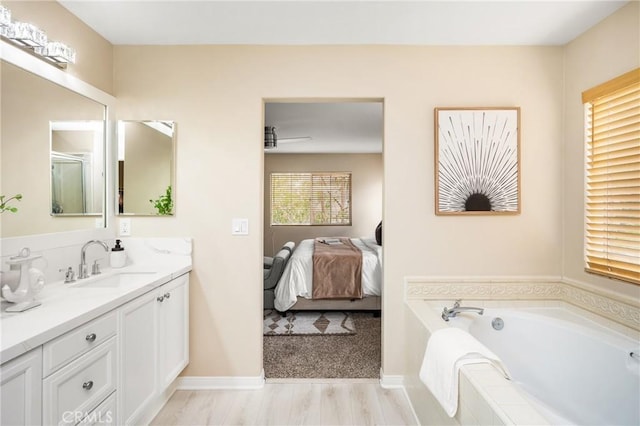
563 2 640 299
4 1 113 94
114 45 564 377
264 154 383 256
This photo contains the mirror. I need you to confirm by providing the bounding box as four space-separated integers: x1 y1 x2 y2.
117 120 175 216
50 121 104 216
0 60 106 237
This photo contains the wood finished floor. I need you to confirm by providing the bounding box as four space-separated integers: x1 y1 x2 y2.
151 381 418 426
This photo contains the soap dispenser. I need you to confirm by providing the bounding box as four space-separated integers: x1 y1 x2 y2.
110 239 126 268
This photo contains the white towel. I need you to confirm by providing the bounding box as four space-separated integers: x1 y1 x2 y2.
419 328 510 417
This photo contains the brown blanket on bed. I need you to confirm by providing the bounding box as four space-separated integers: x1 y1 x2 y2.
312 238 363 299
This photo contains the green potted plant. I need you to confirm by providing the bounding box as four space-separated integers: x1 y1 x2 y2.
149 186 173 215
0 193 22 213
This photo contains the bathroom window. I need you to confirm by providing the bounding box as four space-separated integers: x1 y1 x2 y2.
271 172 352 226
582 68 640 285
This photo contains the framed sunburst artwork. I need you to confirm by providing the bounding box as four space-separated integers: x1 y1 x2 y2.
435 107 521 215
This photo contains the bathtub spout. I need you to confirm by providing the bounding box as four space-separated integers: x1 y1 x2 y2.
442 300 484 321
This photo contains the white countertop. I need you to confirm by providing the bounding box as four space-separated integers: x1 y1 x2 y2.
0 259 191 364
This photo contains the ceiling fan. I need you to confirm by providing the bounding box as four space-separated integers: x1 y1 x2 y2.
264 126 312 149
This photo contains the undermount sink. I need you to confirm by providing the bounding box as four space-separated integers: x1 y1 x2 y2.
72 272 156 288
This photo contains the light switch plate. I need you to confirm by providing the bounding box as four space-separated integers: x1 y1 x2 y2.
231 218 249 235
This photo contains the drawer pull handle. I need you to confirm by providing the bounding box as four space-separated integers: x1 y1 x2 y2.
85 333 97 342
82 381 94 390
164 292 171 299
157 296 164 302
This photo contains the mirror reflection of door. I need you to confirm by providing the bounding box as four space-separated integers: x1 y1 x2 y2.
118 120 175 216
51 152 87 214
50 121 104 215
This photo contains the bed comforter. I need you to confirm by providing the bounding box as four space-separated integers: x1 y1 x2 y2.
274 237 382 312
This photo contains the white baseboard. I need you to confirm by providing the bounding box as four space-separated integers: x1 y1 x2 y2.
379 369 404 389
178 371 265 390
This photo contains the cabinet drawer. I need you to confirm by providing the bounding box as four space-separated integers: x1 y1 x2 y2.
43 337 117 425
43 311 117 377
77 392 116 426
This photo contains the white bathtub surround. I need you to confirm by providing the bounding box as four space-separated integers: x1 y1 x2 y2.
404 303 524 426
420 327 510 417
405 276 640 332
405 298 640 425
454 306 640 425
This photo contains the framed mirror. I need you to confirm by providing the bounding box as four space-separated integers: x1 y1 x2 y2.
1 58 108 237
117 120 175 216
50 121 104 216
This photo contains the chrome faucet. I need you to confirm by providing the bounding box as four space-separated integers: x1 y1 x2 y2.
79 240 109 279
442 300 484 321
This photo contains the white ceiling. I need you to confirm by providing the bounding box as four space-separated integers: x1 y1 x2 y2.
60 1 627 46
58 0 627 154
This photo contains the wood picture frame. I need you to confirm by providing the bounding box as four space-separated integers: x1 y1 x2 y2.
435 107 521 215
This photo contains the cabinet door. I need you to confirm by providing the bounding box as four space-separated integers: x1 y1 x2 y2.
158 273 189 389
0 347 42 426
118 290 158 425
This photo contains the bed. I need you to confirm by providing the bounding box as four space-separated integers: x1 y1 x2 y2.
273 237 382 312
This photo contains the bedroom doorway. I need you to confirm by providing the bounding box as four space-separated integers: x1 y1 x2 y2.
262 99 384 379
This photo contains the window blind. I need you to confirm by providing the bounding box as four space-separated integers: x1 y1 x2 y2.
583 68 640 285
271 172 352 226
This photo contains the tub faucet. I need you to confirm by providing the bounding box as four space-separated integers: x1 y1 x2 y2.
442 300 484 321
79 240 109 279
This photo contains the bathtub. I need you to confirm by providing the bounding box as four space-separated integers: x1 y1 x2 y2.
450 307 640 426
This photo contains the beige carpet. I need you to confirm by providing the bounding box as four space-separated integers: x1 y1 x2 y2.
263 311 381 378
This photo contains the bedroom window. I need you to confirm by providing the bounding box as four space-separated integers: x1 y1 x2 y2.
582 68 639 285
271 172 352 226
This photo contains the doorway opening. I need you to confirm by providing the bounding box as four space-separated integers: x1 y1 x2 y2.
262 99 384 379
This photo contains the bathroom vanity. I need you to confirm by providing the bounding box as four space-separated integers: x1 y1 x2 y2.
0 240 191 425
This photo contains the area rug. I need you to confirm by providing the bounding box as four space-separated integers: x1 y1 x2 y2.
263 310 356 336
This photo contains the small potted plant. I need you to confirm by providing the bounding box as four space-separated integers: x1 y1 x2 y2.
149 186 173 215
0 193 22 213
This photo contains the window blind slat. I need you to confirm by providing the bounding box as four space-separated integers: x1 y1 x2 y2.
592 112 640 131
589 151 640 168
587 178 639 191
592 96 640 118
587 170 640 184
592 122 640 140
588 130 640 152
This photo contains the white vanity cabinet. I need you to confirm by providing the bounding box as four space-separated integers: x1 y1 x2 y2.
119 273 189 425
41 310 118 425
0 270 190 426
0 347 43 426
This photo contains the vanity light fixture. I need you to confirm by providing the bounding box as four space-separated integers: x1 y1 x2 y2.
7 21 47 47
35 41 76 66
0 5 76 69
0 5 11 28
